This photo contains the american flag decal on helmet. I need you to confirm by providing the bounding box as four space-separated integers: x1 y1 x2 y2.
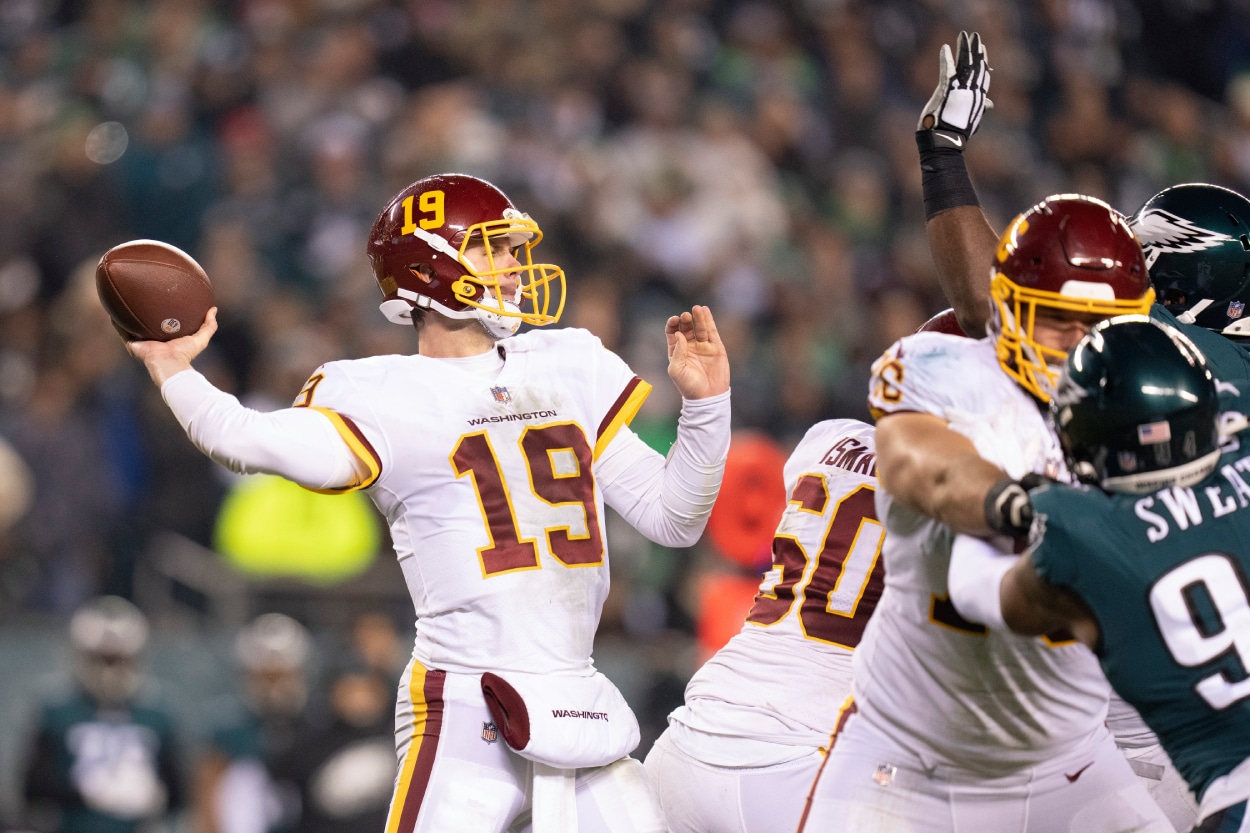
491 386 511 404
1137 420 1172 445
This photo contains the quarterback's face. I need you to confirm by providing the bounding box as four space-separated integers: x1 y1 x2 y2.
463 239 521 300
1032 308 1105 357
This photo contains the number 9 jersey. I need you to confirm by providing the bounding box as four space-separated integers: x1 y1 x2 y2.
294 327 650 676
1027 454 1250 816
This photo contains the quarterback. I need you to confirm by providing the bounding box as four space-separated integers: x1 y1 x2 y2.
125 174 732 833
949 316 1250 833
799 195 1173 832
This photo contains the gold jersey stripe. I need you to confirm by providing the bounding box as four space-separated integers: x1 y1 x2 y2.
594 376 652 461
305 407 382 493
385 661 445 833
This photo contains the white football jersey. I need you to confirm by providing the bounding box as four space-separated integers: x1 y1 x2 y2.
859 333 1111 772
670 419 884 758
293 327 651 676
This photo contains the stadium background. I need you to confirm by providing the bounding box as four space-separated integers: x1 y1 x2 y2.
1 0 1248 826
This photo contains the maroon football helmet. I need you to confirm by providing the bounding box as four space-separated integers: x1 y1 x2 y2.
914 308 969 337
989 194 1154 401
367 174 565 337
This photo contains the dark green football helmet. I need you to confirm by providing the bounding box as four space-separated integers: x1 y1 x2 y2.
1128 183 1250 337
1053 315 1221 494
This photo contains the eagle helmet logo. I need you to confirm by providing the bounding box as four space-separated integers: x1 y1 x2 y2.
1131 208 1233 270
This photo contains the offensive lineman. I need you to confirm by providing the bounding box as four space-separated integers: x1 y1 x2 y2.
641 310 962 833
948 316 1250 832
644 417 885 833
799 195 1173 832
123 174 732 833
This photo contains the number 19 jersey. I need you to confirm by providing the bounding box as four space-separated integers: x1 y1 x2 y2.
295 328 650 676
670 419 885 760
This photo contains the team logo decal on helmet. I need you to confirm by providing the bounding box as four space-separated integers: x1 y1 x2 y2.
1133 208 1235 269
1128 183 1250 337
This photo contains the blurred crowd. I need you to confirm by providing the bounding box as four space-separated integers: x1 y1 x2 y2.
14 598 405 833
2 0 1250 826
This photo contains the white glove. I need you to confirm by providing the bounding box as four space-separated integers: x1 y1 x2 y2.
917 30 993 150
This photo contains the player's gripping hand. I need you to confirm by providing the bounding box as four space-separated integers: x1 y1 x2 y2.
984 473 1048 538
984 477 1033 538
917 30 992 151
666 305 730 400
126 306 219 387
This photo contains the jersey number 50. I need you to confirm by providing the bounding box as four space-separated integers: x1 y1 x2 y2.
745 479 885 649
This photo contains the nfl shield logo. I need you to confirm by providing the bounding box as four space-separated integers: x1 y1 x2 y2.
482 721 499 743
1229 301 1245 320
491 386 511 404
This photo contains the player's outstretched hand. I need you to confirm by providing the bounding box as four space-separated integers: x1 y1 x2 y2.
917 30 992 151
665 305 730 400
126 307 219 387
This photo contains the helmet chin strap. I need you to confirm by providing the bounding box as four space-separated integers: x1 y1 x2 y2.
475 300 523 339
382 287 522 338
1176 298 1213 325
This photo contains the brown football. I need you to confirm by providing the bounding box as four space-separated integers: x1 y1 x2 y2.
96 240 215 342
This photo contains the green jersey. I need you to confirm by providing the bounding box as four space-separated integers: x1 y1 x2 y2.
1028 441 1250 804
1152 304 1250 383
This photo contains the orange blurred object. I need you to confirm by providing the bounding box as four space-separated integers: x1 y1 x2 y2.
696 572 765 661
706 432 787 569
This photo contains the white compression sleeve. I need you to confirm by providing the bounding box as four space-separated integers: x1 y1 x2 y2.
947 533 1015 631
595 390 731 548
161 369 363 490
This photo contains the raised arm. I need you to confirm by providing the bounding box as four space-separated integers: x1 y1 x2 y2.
916 31 999 337
597 305 731 547
926 207 999 337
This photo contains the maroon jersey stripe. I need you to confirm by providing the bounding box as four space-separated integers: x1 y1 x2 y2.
338 413 384 481
396 669 446 833
598 376 644 439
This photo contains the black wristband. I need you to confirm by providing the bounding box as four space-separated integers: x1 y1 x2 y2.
916 130 980 220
